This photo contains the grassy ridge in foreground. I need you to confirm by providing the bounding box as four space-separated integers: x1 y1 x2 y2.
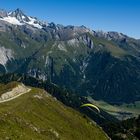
0 83 108 140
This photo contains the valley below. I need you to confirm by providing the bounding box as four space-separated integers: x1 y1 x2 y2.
88 96 140 120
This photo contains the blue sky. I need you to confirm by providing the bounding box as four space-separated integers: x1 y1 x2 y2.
0 0 140 39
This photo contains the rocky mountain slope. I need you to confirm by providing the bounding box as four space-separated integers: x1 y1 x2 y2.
0 82 108 140
0 9 140 105
0 82 31 103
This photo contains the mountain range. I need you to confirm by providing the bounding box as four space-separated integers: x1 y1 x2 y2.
0 8 140 140
0 8 140 105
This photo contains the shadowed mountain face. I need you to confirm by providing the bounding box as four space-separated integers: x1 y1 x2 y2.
0 9 140 104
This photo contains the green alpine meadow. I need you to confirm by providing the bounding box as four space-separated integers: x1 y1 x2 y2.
0 82 108 140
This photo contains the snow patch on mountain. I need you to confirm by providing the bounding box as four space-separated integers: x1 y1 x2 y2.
25 16 42 29
0 15 43 29
0 16 23 25
0 9 43 29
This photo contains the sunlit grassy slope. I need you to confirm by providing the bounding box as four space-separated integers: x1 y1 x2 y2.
0 83 108 140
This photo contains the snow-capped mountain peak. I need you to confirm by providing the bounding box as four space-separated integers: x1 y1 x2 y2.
0 9 45 29
8 8 30 23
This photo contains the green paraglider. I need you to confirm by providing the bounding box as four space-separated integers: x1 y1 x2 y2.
80 103 100 113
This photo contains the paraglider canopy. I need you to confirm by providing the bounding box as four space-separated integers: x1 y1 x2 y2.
80 103 100 113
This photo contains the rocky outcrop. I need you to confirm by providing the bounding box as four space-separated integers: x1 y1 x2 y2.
0 84 31 103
